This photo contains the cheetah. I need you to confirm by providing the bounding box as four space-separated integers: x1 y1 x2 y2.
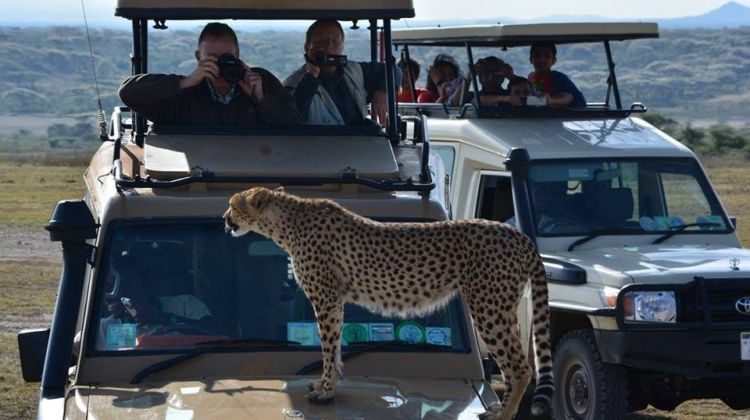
224 187 553 420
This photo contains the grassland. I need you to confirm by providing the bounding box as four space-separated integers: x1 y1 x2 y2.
0 157 748 419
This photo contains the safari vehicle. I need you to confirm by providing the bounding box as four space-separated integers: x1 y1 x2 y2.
394 23 750 418
16 1 505 419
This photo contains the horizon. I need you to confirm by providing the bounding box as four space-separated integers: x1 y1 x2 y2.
3 0 750 28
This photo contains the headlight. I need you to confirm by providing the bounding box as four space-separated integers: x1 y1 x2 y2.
622 291 676 323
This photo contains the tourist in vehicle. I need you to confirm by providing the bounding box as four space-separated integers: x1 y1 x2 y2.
96 250 228 350
118 22 301 126
418 54 465 105
284 20 399 126
527 41 587 108
397 57 427 102
472 56 517 107
508 76 532 105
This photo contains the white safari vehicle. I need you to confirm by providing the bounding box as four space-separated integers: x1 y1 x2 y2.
395 23 750 418
16 1 508 419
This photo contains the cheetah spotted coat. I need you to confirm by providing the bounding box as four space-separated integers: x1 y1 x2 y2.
224 187 553 420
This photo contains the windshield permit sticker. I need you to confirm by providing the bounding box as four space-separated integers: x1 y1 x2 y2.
287 323 320 346
396 321 426 344
342 323 369 345
369 323 395 341
426 327 452 346
106 323 137 349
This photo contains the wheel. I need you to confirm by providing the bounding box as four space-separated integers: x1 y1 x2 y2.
553 329 629 420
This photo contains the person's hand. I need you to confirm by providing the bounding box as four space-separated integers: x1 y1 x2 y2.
238 65 264 102
509 95 524 107
180 58 219 90
304 61 321 78
372 90 388 125
499 63 515 79
436 80 451 102
428 66 441 84
104 296 127 319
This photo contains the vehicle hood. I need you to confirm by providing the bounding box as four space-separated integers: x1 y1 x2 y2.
559 245 750 287
74 376 491 419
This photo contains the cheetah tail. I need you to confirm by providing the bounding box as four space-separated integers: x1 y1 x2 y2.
529 252 553 417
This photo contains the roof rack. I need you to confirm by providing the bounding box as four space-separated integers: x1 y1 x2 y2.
110 115 435 193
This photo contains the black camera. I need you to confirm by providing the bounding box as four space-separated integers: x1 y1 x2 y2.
305 52 348 67
217 53 246 83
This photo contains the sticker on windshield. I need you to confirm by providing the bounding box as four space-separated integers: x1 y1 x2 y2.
106 323 137 349
426 327 452 346
369 323 395 341
342 323 369 345
396 321 426 343
287 322 320 346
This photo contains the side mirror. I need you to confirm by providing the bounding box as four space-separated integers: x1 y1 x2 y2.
730 216 738 229
18 328 50 382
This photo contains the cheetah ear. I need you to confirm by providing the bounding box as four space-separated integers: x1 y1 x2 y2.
244 187 272 212
274 186 285 194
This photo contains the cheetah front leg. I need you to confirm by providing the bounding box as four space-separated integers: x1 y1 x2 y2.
306 295 345 403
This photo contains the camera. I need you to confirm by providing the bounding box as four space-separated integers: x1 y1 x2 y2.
217 53 246 83
305 52 348 67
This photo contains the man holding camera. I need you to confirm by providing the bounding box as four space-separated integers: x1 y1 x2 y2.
119 22 300 126
283 20 398 126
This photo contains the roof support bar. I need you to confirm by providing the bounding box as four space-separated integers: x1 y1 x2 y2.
131 19 148 147
466 43 481 109
369 19 378 62
402 45 418 102
382 19 399 146
604 40 622 110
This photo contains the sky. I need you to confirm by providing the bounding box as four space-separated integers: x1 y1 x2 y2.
3 0 750 27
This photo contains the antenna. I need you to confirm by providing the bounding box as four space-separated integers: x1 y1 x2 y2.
79 0 108 141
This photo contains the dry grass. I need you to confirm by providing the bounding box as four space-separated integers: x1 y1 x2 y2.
0 334 39 420
703 157 750 246
0 161 87 229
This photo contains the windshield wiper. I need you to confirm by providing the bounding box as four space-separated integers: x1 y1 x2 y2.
295 341 452 375
130 338 300 384
651 222 722 245
567 227 643 252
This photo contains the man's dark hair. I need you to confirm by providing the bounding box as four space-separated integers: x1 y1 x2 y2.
305 20 345 46
198 22 239 51
530 41 557 58
397 57 421 79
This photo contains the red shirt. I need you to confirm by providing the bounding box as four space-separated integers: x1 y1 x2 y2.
398 88 428 103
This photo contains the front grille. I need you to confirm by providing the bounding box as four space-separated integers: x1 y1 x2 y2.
679 277 750 324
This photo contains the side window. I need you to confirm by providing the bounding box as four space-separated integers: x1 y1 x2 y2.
432 146 456 182
475 174 514 222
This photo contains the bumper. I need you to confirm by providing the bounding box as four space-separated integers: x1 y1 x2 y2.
595 328 750 377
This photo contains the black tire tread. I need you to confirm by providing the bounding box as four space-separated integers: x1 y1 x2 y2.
553 329 629 420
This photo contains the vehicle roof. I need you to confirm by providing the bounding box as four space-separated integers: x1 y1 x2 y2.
392 22 659 46
428 117 693 161
116 0 415 20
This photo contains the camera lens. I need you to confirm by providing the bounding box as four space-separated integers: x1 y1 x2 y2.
217 53 246 84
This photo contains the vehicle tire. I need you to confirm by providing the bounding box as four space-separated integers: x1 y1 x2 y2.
553 329 629 420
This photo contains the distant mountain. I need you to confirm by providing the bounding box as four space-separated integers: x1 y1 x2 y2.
659 1 750 28
400 2 750 29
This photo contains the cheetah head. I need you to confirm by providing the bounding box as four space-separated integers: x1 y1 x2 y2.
224 186 284 237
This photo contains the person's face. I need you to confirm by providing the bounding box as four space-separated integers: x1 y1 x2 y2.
433 63 457 84
479 70 504 91
510 82 530 98
530 46 556 72
306 22 344 56
195 34 239 62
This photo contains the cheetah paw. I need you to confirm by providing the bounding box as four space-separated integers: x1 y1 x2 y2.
305 381 336 404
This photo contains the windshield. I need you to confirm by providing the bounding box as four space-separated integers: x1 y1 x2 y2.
528 159 731 237
89 221 468 353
